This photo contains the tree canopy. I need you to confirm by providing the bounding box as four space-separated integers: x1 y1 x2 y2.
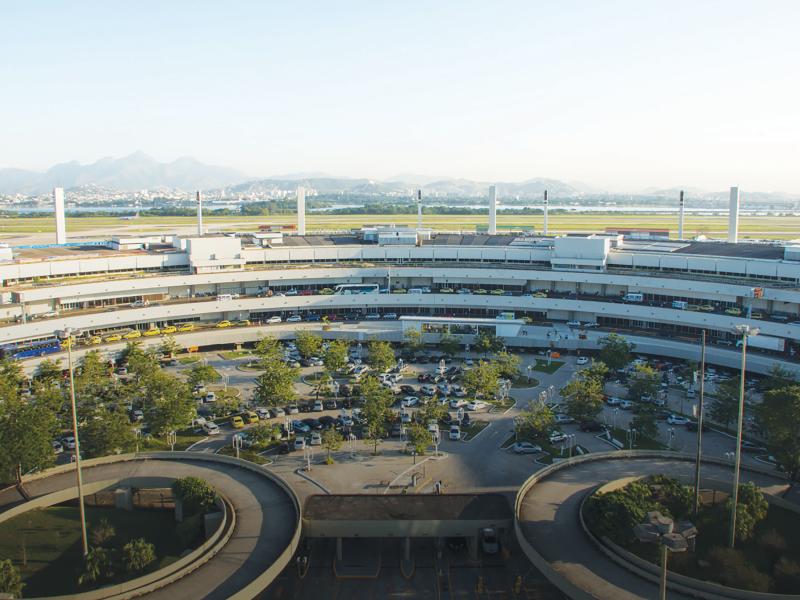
598 333 634 372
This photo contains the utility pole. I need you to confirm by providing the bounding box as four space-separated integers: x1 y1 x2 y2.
693 330 706 516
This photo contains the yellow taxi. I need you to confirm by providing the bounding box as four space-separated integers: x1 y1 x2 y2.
242 411 259 425
236 320 251 327
143 327 161 337
215 320 232 328
89 336 102 345
105 333 122 342
123 330 142 339
177 323 195 332
231 416 245 429
161 325 177 335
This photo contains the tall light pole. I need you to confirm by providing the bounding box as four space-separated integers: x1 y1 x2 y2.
729 325 758 548
56 328 89 557
693 330 706 516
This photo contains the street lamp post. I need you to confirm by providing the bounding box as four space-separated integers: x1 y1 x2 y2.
232 433 243 459
693 330 707 516
56 328 89 557
167 430 177 452
729 325 758 548
634 511 697 600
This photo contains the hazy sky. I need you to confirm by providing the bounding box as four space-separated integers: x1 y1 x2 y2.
2 1 799 192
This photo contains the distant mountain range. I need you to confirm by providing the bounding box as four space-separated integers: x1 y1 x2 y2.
0 153 798 202
0 152 246 195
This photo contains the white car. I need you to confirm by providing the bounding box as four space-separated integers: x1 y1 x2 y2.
549 430 568 444
338 415 354 427
309 432 322 446
402 396 419 407
401 412 412 424
566 320 581 327
62 436 76 450
481 528 500 555
606 397 622 406
52 440 64 454
576 356 589 365
294 437 306 451
133 409 144 421
383 312 398 320
620 400 634 410
204 392 216 403
512 441 542 454
667 415 690 426
554 413 575 424
467 400 487 411
255 407 270 419
202 422 221 435
267 316 282 324
420 384 436 396
286 314 302 323
450 398 467 409
452 385 467 398
449 426 461 441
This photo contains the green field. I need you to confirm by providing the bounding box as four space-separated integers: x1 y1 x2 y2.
1 212 799 240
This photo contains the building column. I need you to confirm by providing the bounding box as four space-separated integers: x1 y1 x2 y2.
404 537 411 561
336 537 343 561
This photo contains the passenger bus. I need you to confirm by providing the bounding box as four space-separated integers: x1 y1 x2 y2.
334 284 380 295
0 337 62 360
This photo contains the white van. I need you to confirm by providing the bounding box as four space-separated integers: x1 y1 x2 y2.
216 294 233 302
408 288 423 294
672 300 689 310
623 293 644 303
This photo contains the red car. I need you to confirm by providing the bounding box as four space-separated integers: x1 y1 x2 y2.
300 289 314 296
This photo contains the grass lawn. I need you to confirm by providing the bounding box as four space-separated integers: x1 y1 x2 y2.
0 505 191 596
218 350 252 360
462 420 489 441
512 375 540 388
217 446 272 464
487 396 516 411
532 359 564 374
238 360 264 371
608 426 666 450
177 355 200 364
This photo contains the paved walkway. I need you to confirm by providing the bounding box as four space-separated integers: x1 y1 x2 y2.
517 456 788 600
0 455 298 600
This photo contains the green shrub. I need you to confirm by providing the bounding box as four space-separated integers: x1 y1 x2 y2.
122 537 156 573
172 476 216 517
176 513 203 547
647 475 693 519
707 546 771 592
584 481 660 544
774 557 800 593
725 482 768 542
0 559 24 598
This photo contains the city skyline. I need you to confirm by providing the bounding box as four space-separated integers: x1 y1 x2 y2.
2 1 799 193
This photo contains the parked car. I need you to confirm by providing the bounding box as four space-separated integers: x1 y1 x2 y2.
309 431 322 446
576 356 589 365
294 437 306 451
619 400 634 410
549 430 568 444
202 422 221 435
231 416 245 429
554 413 575 424
481 528 500 555
286 314 302 323
313 400 324 412
449 425 461 441
606 396 622 406
667 415 689 426
467 400 487 411
512 441 542 454
402 396 419 407
270 407 286 418
292 420 311 434
267 316 282 324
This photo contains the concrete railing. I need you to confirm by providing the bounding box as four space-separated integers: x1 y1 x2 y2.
579 474 800 600
513 451 790 600
15 451 302 600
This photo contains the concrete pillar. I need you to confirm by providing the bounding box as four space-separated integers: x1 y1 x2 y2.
728 186 739 243
336 537 343 561
415 189 422 230
488 185 497 235
468 534 479 560
54 187 66 244
297 186 306 236
404 537 411 561
114 486 133 511
543 189 549 236
678 190 685 240
196 191 204 236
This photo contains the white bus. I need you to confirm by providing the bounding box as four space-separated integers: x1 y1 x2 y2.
334 284 380 295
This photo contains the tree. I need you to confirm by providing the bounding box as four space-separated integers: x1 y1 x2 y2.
406 423 431 455
438 333 460 358
323 340 349 374
187 363 221 387
631 405 659 440
253 335 283 364
321 428 343 463
89 517 116 547
403 328 425 354
246 423 281 448
360 376 393 454
709 378 741 429
367 341 396 373
0 558 23 598
159 335 182 358
33 358 63 385
0 356 24 389
580 360 609 385
0 389 58 484
627 364 660 402
757 385 800 479
598 333 634 372
122 538 156 573
474 330 504 357
172 476 217 516
79 547 113 586
517 401 555 441
295 331 323 359
80 410 137 458
493 351 521 380
253 359 299 406
762 364 796 393
120 342 159 380
562 377 604 422
146 374 196 437
463 360 499 400
726 482 768 542
417 401 448 425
